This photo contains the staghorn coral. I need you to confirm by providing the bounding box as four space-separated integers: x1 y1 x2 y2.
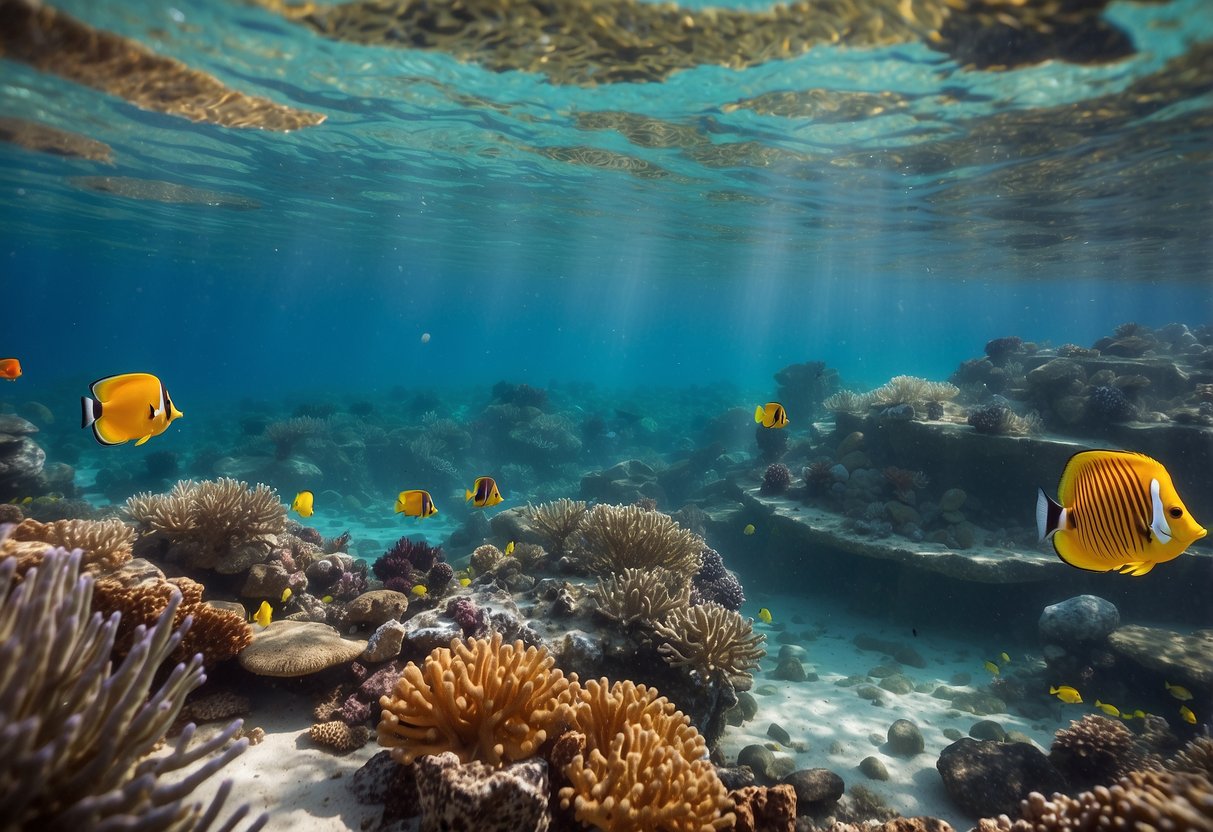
526 498 589 556
91 575 253 666
7 517 134 574
1048 714 1146 792
577 504 703 578
0 542 264 831
590 567 690 627
1000 769 1213 831
125 478 286 572
559 720 734 832
654 603 766 682
377 632 574 766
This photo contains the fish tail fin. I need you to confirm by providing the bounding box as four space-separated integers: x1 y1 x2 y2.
754 406 764 424
81 396 101 429
1049 686 1059 694
465 489 473 502
1036 488 1065 541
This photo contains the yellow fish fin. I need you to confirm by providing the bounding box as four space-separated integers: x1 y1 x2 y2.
135 435 152 446
465 489 474 502
1051 530 1111 573
755 405 765 424
1119 561 1156 576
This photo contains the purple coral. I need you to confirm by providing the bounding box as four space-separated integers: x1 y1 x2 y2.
337 694 372 725
374 536 443 581
691 545 745 611
428 562 454 592
383 576 413 595
761 463 792 495
331 569 368 601
1088 385 1134 423
447 597 486 638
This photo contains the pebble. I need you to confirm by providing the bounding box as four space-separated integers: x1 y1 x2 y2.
756 685 779 696
767 723 792 745
855 685 883 701
879 674 915 695
969 720 1007 742
859 756 889 780
887 719 925 756
778 644 808 660
942 727 963 741
829 740 845 755
738 745 777 780
772 657 807 682
782 768 844 807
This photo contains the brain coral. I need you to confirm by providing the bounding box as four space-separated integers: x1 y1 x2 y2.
377 632 575 766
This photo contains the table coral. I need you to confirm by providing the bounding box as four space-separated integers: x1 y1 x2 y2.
577 504 703 577
377 632 574 766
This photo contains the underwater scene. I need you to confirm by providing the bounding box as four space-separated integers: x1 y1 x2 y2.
2 0 1213 829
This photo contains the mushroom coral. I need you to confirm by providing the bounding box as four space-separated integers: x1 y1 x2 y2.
377 632 575 766
577 504 702 577
0 541 264 831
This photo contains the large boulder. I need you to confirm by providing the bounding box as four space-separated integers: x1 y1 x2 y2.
1038 595 1119 649
936 738 1066 818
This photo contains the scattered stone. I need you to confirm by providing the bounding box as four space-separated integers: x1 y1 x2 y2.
736 691 759 721
949 692 1007 716
1038 595 1120 648
859 756 889 781
942 728 963 741
767 723 792 745
836 675 866 687
781 768 844 808
772 657 807 682
886 719 924 756
738 745 778 781
856 685 883 701
969 720 1007 742
345 589 410 628
936 738 1066 818
868 733 885 746
867 664 902 678
804 672 820 682
939 488 967 512
829 741 845 755
756 685 779 696
879 674 915 695
770 755 797 780
949 672 971 686
1005 731 1039 748
718 766 757 792
778 644 808 660
361 619 406 663
775 631 801 645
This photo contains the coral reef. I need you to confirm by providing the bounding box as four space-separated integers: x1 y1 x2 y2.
761 463 792 495
1086 384 1135 423
373 536 444 591
774 360 840 418
309 720 372 753
471 543 505 575
125 478 286 572
1169 732 1213 777
966 403 1041 436
0 543 263 830
377 633 574 765
690 546 745 611
446 597 488 638
264 416 327 460
526 498 589 556
4 516 133 576
653 603 766 682
590 567 690 627
823 390 872 416
993 769 1213 830
415 752 551 832
577 504 702 577
238 620 366 677
1048 714 1147 791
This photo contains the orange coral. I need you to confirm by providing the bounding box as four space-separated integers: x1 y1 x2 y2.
8 517 133 573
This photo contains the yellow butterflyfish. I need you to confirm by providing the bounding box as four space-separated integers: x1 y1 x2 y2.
81 372 183 446
396 489 438 518
743 524 756 536
281 587 292 603
292 490 314 518
1166 681 1194 701
1094 700 1120 717
983 660 1000 675
754 402 788 429
252 600 272 628
322 595 334 604
412 584 428 597
1000 652 1011 664
505 541 515 556
757 608 772 624
459 577 471 587
1050 685 1082 704
1037 450 1206 577
466 476 503 508
1180 705 1197 725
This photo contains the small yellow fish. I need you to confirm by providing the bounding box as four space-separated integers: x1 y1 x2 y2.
412 584 428 597
291 490 314 518
1180 705 1197 725
743 524 756 536
984 661 1000 675
1094 700 1120 717
465 476 503 508
1037 450 1207 577
505 541 515 556
252 600 272 627
757 608 772 624
1051 685 1082 704
281 587 292 603
322 595 334 604
81 372 183 446
459 577 471 587
1000 652 1011 664
1120 709 1147 721
395 489 438 518
754 402 789 429
1166 681 1194 701
20 496 32 505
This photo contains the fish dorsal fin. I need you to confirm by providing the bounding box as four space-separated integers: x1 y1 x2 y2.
1149 478 1172 544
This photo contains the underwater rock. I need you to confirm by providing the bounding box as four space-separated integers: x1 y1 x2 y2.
718 767 757 792
414 752 549 832
362 619 406 663
939 488 967 512
948 692 1007 716
778 645 807 661
738 744 779 781
936 738 1065 818
886 719 924 756
579 459 662 504
728 783 795 832
346 589 410 629
1107 624 1213 690
781 768 844 808
1038 595 1120 648
859 756 890 780
0 415 46 500
772 657 806 682
969 720 1007 742
736 691 759 721
879 675 915 695
349 750 420 821
241 561 293 598
767 723 791 745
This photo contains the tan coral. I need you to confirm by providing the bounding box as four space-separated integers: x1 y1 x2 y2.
823 390 874 415
125 478 286 571
377 632 574 766
578 504 702 577
559 721 734 832
869 375 959 407
566 679 706 765
654 602 766 682
590 567 691 627
1048 714 1148 790
9 517 133 573
1004 769 1213 830
310 720 372 753
526 498 589 556
471 544 505 574
1169 732 1213 777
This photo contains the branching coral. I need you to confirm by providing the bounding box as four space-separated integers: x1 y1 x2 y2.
653 603 766 682
823 390 873 415
125 478 286 572
7 516 133 574
0 543 264 831
91 575 253 666
577 504 702 577
590 567 690 627
1001 769 1213 830
377 632 575 766
264 416 327 460
564 679 706 765
869 375 959 407
526 498 589 556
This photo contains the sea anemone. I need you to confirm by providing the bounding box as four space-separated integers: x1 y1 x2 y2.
760 463 792 495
